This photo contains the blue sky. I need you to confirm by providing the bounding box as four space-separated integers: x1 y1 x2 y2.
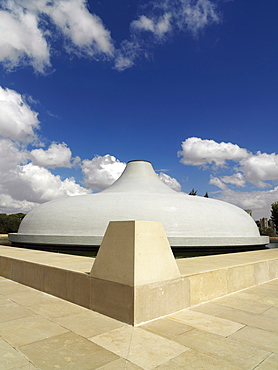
0 0 277 220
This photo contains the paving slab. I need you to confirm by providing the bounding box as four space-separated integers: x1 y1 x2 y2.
140 317 193 340
0 314 69 347
19 332 119 370
89 326 188 369
1 245 278 369
0 337 37 369
156 349 240 369
229 326 278 354
168 309 244 337
217 307 278 333
254 353 278 370
172 328 270 369
54 311 125 338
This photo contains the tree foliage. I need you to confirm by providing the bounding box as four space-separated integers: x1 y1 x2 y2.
259 227 277 237
188 188 197 195
271 202 278 231
0 213 26 234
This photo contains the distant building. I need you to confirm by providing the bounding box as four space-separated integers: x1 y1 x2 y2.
260 217 269 229
257 217 276 233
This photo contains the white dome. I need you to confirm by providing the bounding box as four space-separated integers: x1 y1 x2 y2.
10 160 267 247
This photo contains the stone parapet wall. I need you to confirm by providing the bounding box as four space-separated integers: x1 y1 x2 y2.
1 245 278 325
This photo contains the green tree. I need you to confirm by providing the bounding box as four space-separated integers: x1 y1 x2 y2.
260 227 277 237
204 192 209 198
271 202 278 232
0 213 26 233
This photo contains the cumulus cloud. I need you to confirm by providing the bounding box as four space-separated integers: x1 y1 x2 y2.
0 138 28 172
0 87 40 142
2 163 89 204
239 152 278 187
43 0 114 56
0 139 89 213
0 193 36 214
180 137 278 218
0 6 50 73
178 137 250 166
81 155 126 191
0 0 114 73
209 176 227 190
0 84 89 213
215 187 278 220
158 172 182 192
219 173 246 187
29 142 78 168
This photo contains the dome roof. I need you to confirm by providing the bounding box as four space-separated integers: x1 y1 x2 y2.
10 160 267 247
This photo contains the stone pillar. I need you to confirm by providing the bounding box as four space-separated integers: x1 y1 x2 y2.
90 221 186 325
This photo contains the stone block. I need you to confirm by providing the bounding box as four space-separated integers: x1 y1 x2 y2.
227 264 255 293
254 262 270 285
269 259 278 280
21 261 43 291
10 258 24 284
0 256 12 279
66 271 91 309
134 278 186 325
90 277 134 325
190 269 227 306
42 266 68 300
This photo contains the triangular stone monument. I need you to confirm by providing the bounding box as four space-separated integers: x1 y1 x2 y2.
90 221 186 325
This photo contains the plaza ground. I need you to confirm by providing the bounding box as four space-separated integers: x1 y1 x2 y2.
0 240 278 369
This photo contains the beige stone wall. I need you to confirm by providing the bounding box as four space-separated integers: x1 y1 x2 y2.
1 246 278 325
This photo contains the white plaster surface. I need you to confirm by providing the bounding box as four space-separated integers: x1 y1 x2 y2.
10 160 267 247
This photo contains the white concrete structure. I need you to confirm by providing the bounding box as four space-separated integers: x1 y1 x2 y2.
9 160 268 247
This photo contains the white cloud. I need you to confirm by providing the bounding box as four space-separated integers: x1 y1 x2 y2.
29 142 77 168
116 0 221 70
209 176 227 190
131 13 172 39
0 85 89 213
180 137 278 218
158 172 182 192
0 0 114 73
239 152 278 187
81 155 126 191
178 137 250 166
0 138 89 213
0 0 221 72
220 173 246 187
114 40 141 71
0 7 50 73
0 139 28 172
176 0 221 36
0 193 37 214
215 187 278 220
3 163 89 204
44 0 114 56
0 87 40 143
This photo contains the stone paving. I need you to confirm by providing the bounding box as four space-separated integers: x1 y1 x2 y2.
1 275 278 369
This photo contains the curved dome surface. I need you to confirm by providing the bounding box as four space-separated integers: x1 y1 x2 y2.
10 160 267 247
